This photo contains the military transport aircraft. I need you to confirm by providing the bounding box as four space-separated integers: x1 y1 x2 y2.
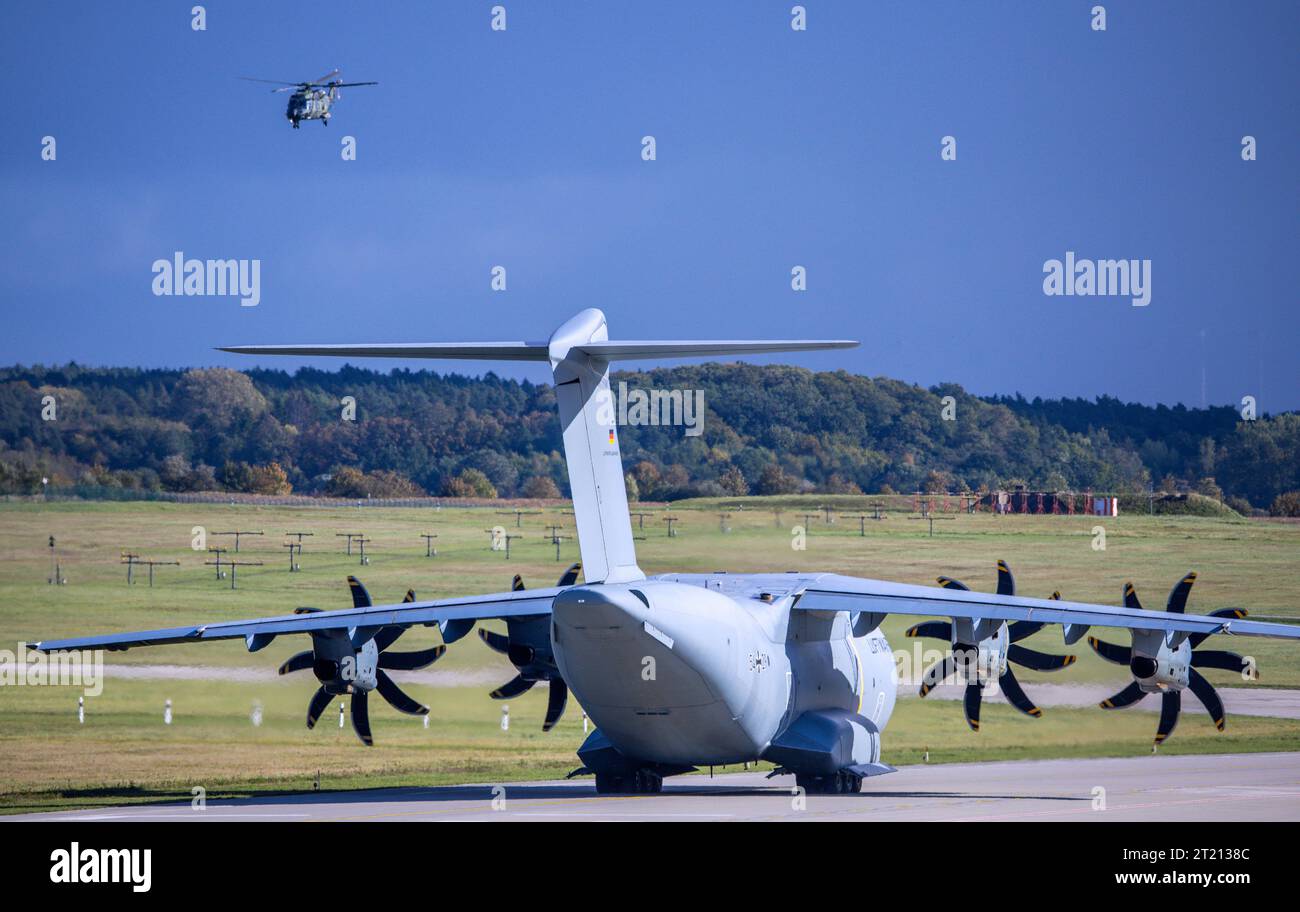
32 309 1300 795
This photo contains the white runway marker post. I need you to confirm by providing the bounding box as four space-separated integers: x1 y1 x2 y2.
338 703 345 729
164 699 172 725
501 705 509 732
78 696 84 724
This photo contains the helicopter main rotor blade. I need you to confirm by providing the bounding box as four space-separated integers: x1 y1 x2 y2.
331 81 378 87
238 76 304 87
312 68 342 85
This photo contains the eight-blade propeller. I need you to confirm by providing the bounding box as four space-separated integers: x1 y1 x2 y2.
907 560 1076 731
1089 572 1254 745
279 577 445 746
478 563 581 732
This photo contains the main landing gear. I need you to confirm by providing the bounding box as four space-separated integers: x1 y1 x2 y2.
795 769 863 794
595 769 663 794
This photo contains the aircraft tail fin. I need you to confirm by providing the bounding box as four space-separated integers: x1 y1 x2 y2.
221 308 857 583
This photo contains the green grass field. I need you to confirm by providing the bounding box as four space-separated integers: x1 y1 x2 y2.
1 498 1297 813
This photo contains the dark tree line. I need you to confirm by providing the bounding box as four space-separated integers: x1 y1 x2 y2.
1 363 1295 509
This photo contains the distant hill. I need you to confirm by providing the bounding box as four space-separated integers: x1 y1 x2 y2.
1 363 1296 510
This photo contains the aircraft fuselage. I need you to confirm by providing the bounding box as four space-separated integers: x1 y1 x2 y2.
552 576 897 768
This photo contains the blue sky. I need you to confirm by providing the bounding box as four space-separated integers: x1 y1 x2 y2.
2 1 1296 409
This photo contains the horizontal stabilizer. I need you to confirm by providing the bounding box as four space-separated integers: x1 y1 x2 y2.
218 342 551 361
218 339 857 363
574 340 857 360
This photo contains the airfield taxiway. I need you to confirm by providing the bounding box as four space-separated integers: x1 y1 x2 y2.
10 751 1298 822
94 665 1300 719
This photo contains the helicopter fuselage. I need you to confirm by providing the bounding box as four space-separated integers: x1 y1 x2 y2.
287 88 333 127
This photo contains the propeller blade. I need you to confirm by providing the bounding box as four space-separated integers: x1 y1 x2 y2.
1008 620 1046 642
512 574 525 592
278 650 313 675
351 691 373 746
1191 649 1256 679
294 606 322 614
375 670 429 716
1123 582 1143 611
1187 668 1226 731
997 666 1042 717
1099 681 1146 709
904 621 952 640
557 562 581 587
347 575 372 609
478 628 511 654
403 589 416 603
378 645 446 671
543 679 569 731
935 576 969 590
1155 691 1181 745
440 618 475 644
373 625 406 652
490 674 536 700
1166 572 1197 614
962 682 982 731
995 559 1015 596
918 655 957 697
1008 644 1076 672
1087 636 1132 665
1189 608 1247 649
306 686 333 729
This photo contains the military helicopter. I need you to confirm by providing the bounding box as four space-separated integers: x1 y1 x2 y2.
239 69 377 128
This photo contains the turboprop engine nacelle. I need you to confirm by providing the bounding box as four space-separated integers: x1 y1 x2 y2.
310 629 378 695
1130 631 1191 694
952 619 1009 684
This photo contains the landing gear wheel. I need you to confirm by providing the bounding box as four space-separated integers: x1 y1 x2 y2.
594 773 625 794
795 771 862 794
594 770 662 794
795 773 825 794
633 769 663 794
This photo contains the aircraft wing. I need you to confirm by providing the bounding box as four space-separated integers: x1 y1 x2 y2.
797 574 1300 640
30 586 562 653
